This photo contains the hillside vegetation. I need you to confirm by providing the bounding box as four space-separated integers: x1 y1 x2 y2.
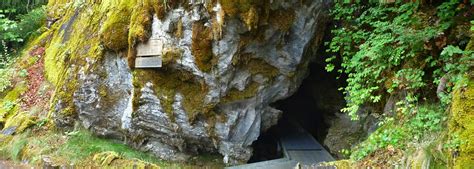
323 0 473 168
0 0 473 168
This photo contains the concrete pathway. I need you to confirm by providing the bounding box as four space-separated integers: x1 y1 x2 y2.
228 121 334 169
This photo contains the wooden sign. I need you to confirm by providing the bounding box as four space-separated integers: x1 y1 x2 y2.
135 56 162 68
136 38 163 56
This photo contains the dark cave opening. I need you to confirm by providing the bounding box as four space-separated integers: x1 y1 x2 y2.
248 61 347 163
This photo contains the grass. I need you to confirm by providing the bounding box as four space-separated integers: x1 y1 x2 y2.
55 129 164 165
8 132 29 161
10 139 27 162
0 128 166 166
0 127 224 168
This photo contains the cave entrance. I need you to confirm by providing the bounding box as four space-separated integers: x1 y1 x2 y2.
248 61 346 164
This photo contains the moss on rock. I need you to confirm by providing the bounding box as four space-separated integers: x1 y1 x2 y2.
319 160 353 169
99 2 132 51
449 77 474 168
191 21 215 72
92 151 120 166
268 9 296 32
133 69 210 123
247 58 279 78
222 82 260 103
219 0 271 30
162 48 183 65
110 158 160 168
41 0 178 124
0 83 28 128
3 113 37 134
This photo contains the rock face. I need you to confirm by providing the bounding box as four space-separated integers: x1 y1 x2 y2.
43 0 329 164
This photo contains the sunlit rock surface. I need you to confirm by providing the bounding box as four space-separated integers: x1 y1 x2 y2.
45 0 330 164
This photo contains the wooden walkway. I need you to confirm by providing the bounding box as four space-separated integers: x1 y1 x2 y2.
228 121 334 169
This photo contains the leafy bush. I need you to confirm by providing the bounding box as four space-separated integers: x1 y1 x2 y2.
406 105 445 140
0 0 47 15
444 133 464 152
16 6 46 41
351 125 406 160
0 6 46 68
327 1 472 120
351 104 445 160
0 6 46 90
0 14 22 44
328 1 473 161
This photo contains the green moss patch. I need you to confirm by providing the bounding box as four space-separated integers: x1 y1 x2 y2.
40 0 188 124
0 128 166 166
99 3 132 51
191 21 216 72
449 78 474 168
219 0 271 30
133 69 210 123
0 83 28 129
247 58 279 78
0 125 224 167
222 82 259 103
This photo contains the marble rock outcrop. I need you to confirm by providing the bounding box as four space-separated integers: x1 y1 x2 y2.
43 0 330 164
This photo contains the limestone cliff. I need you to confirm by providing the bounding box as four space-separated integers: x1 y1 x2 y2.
25 0 331 164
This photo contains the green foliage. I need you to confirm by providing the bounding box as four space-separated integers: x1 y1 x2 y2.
2 100 16 111
437 0 460 28
0 14 22 43
16 6 46 41
0 6 46 92
57 129 163 164
351 124 406 160
439 46 473 81
0 6 46 69
351 104 445 160
18 69 27 77
471 20 474 31
2 6 46 43
1 128 165 165
327 1 472 120
10 138 27 161
0 0 47 15
392 69 425 92
0 68 12 92
35 118 48 127
444 133 465 151
406 105 445 140
2 131 30 161
430 45 474 104
339 148 352 158
327 3 460 161
0 44 13 93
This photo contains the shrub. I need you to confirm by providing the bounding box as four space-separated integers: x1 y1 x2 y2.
327 1 472 120
16 6 46 41
0 6 46 68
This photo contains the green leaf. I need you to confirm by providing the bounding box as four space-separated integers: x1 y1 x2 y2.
325 64 335 72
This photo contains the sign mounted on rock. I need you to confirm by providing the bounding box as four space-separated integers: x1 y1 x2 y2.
135 38 163 68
